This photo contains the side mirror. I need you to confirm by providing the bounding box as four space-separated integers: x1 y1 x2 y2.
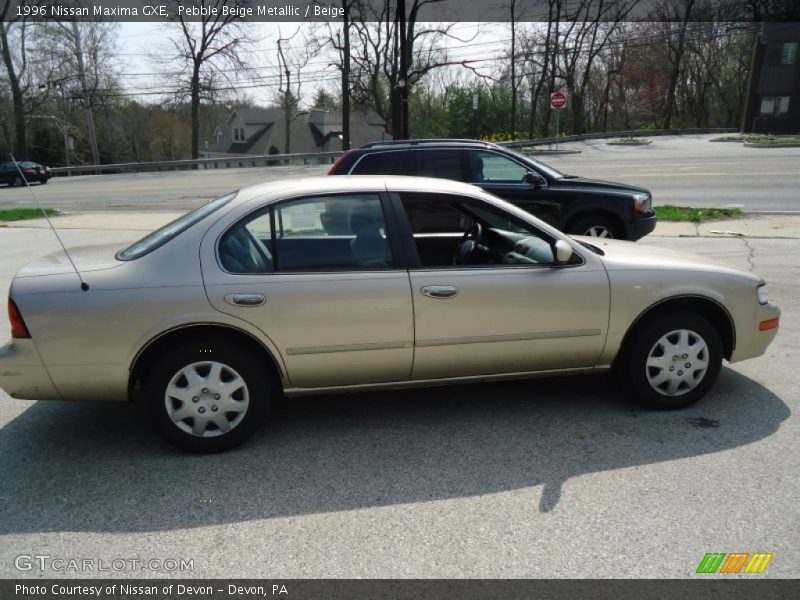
524 171 546 186
554 239 574 265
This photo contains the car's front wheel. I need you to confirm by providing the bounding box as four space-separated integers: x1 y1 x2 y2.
144 343 272 452
618 312 723 409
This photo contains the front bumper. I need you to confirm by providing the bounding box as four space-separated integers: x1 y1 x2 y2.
730 302 781 363
630 211 657 241
0 340 61 400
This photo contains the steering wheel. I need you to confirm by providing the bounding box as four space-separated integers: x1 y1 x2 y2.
453 222 483 265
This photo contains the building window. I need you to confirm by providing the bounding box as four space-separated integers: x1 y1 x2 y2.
759 96 791 117
239 128 245 141
233 128 240 141
766 42 797 65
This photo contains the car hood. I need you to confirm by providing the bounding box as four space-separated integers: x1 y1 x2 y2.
574 236 759 280
15 243 125 278
554 176 649 196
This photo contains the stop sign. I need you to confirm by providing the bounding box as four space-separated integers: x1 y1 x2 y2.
550 92 567 110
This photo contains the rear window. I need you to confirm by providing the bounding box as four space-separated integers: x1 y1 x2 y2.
116 192 236 260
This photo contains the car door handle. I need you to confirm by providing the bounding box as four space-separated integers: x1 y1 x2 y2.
225 293 266 307
421 285 459 299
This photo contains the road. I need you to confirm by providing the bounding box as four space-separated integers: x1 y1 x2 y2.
0 225 797 578
0 135 798 213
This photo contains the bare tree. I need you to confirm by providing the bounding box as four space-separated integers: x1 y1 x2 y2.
163 0 251 159
0 1 31 158
275 26 314 155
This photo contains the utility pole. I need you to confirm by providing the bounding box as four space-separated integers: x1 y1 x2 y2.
71 21 99 166
341 0 351 150
398 0 409 139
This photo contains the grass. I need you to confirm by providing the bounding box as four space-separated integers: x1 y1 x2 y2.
0 208 62 222
655 205 743 223
609 136 651 145
711 134 800 145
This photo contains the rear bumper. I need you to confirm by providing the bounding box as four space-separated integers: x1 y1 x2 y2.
630 212 657 241
0 340 61 400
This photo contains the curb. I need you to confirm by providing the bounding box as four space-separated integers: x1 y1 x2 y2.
743 142 800 148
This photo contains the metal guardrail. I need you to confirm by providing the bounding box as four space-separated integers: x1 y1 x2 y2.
49 128 740 176
50 150 344 176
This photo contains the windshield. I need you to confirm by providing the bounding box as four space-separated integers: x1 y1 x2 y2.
116 192 236 260
504 149 565 180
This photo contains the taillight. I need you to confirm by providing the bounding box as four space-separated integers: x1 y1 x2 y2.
328 150 356 175
8 298 31 339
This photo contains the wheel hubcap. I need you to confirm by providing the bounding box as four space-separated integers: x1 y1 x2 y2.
646 329 709 397
584 225 612 238
164 361 249 437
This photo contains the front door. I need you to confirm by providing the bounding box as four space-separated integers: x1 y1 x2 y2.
395 192 609 380
202 192 414 389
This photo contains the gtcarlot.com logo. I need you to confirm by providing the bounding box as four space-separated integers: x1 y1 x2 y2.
696 552 773 574
14 554 194 572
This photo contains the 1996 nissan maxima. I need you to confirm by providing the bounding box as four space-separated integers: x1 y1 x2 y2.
1 177 780 452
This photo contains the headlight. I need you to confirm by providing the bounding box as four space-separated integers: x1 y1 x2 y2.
633 194 651 214
757 284 769 305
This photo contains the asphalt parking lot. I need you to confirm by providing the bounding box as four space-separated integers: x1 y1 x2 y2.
0 214 797 578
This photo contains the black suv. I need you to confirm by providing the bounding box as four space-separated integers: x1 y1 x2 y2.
328 139 656 241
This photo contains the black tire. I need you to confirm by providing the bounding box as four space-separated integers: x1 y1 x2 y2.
14 176 23 187
617 312 723 410
144 341 273 452
40 178 48 184
568 215 624 239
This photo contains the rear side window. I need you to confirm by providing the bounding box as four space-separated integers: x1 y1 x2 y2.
117 192 236 260
351 151 408 175
414 149 470 181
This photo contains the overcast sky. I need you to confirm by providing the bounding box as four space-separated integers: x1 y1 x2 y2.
114 21 509 106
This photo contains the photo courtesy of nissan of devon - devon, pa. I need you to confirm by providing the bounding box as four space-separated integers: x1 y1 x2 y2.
0 176 780 452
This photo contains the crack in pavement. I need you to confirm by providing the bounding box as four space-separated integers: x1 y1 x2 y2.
741 237 756 272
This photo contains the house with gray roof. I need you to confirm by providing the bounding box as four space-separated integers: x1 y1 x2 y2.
203 108 390 156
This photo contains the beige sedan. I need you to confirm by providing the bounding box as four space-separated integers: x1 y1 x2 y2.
1 177 780 452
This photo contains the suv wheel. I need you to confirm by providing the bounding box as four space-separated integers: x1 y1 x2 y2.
569 215 622 239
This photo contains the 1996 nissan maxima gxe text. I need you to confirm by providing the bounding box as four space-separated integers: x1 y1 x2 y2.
0 177 780 452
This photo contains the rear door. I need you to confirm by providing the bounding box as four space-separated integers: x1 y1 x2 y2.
202 192 415 389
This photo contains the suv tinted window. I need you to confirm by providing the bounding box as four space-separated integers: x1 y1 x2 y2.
413 149 469 181
351 151 408 175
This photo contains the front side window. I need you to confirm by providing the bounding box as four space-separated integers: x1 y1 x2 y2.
220 194 393 273
400 192 557 268
472 151 527 183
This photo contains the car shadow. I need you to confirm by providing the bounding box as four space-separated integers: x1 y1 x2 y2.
0 368 789 533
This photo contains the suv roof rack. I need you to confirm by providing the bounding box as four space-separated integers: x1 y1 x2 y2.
360 138 499 149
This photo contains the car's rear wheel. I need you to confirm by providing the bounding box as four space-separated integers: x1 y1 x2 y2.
144 343 272 452
618 312 722 409
13 176 23 187
568 215 622 239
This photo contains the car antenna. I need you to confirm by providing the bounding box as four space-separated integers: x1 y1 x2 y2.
10 154 89 291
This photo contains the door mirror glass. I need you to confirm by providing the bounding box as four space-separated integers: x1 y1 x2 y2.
554 239 574 264
524 171 546 186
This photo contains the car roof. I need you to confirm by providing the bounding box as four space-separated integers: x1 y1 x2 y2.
234 175 484 205
359 139 501 150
